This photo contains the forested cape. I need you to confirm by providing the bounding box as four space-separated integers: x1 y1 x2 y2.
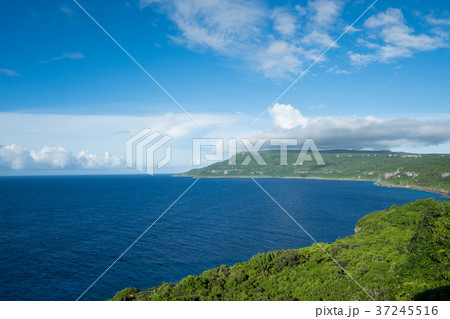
112 199 450 301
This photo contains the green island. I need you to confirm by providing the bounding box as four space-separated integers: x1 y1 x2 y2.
181 150 450 196
112 199 449 301
112 151 450 301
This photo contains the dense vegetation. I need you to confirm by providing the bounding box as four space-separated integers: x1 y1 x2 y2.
181 150 450 195
112 199 450 301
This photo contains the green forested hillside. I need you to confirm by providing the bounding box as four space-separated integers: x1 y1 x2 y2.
112 199 450 301
181 151 450 195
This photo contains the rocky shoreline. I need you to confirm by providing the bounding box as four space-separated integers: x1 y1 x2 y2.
375 181 450 199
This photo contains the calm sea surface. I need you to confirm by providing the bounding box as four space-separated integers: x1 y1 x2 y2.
0 175 446 300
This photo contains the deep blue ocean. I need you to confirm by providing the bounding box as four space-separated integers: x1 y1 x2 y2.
0 175 447 301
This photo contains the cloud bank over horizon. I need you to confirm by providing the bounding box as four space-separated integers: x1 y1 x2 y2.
260 103 450 150
1 108 449 172
0 144 123 171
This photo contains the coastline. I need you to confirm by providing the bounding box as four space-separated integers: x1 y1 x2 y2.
374 181 450 199
176 174 450 198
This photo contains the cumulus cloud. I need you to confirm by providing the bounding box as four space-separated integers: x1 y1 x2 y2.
39 52 86 64
0 145 123 170
30 146 73 168
77 150 123 169
0 68 20 76
268 103 310 129
261 103 450 150
0 145 33 170
0 111 251 172
350 8 449 66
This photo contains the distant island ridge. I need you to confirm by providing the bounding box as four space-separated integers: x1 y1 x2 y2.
178 150 450 197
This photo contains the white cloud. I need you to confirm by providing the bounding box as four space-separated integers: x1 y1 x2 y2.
268 103 310 129
302 29 334 47
350 8 449 66
0 145 123 170
0 145 33 170
0 68 20 76
60 5 74 17
297 0 343 49
308 0 343 27
142 1 450 77
295 5 307 17
271 7 297 36
426 14 450 26
30 146 73 168
39 52 86 64
261 104 450 150
77 150 123 169
262 0 346 78
326 65 350 74
140 0 347 79
141 0 265 54
364 7 405 28
308 103 325 110
256 41 304 79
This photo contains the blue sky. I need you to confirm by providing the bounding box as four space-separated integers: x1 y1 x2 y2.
1 0 450 173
